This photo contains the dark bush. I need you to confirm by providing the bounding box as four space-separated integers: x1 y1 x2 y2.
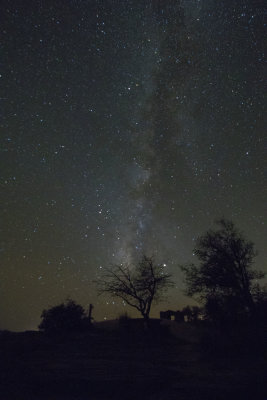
39 299 86 333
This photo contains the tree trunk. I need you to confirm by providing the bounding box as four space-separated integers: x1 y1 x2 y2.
143 313 150 330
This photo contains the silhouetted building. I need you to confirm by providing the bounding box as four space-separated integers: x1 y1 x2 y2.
160 310 184 322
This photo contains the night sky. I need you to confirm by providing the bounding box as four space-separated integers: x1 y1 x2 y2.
1 0 266 331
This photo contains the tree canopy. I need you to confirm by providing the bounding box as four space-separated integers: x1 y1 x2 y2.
181 219 264 321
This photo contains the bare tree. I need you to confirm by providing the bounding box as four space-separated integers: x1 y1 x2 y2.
98 256 173 325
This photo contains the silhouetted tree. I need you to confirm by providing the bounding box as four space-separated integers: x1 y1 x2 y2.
252 284 267 322
98 256 173 326
39 299 86 333
181 219 264 323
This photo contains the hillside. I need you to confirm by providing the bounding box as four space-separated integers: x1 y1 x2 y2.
0 320 266 399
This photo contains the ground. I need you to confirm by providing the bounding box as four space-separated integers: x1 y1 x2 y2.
0 320 266 399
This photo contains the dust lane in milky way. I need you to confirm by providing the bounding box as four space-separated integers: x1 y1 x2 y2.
0 0 266 330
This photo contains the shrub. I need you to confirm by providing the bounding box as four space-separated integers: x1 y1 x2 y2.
39 299 86 333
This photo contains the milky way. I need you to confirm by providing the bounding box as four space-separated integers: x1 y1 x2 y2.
0 0 266 330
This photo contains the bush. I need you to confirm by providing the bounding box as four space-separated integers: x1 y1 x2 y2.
39 299 86 333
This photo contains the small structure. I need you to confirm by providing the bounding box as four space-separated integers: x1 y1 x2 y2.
160 310 184 322
88 303 94 323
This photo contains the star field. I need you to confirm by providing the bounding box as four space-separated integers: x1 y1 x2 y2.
0 0 266 330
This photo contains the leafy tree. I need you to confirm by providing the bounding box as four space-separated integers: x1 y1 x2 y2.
39 299 86 333
181 219 264 322
98 256 173 325
252 284 267 322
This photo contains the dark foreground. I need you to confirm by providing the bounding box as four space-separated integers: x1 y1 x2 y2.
0 320 266 400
